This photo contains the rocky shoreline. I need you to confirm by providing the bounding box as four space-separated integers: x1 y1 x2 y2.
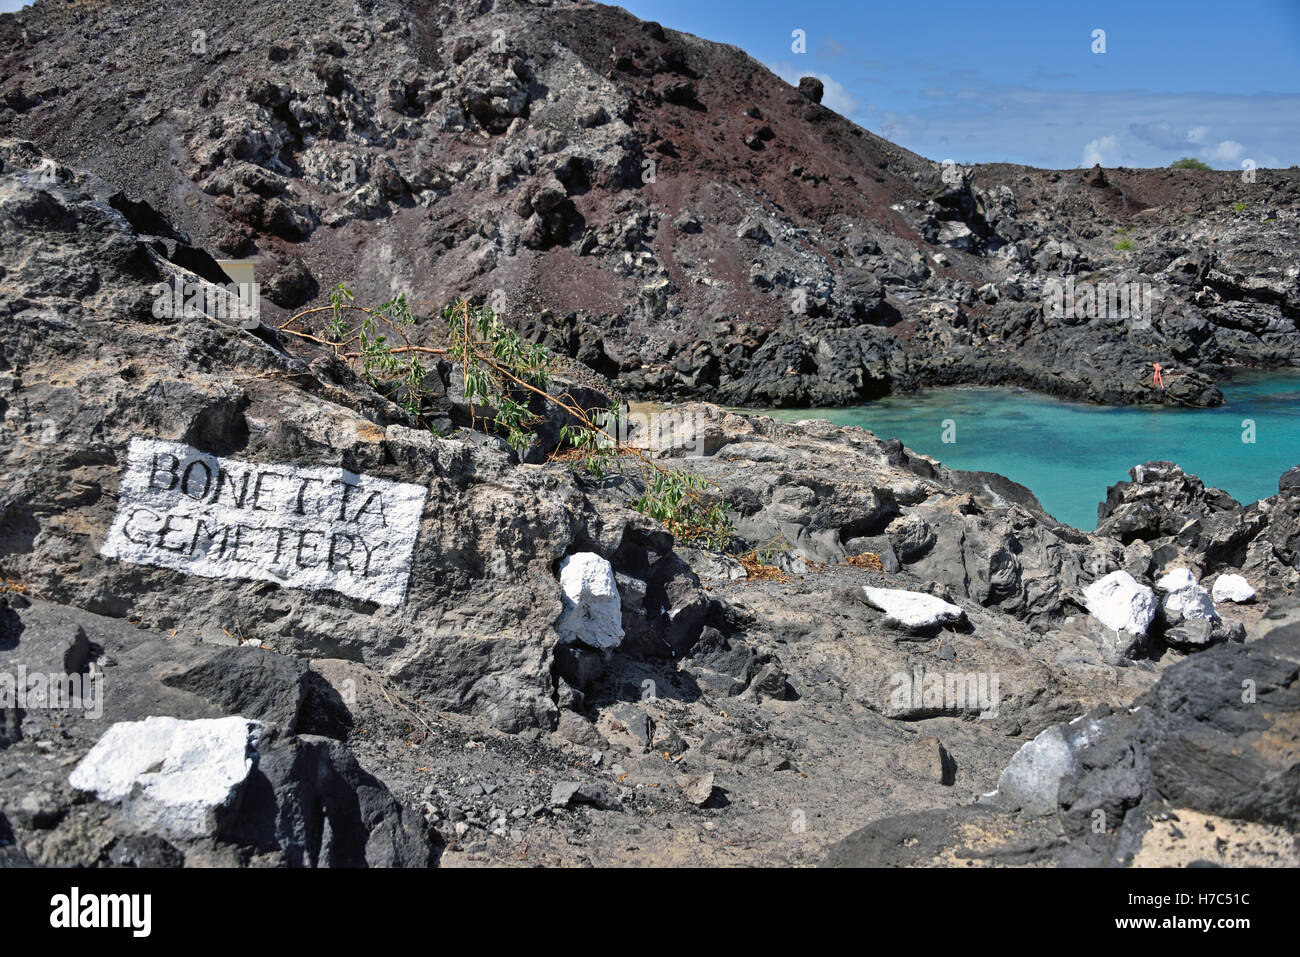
2 137 1298 867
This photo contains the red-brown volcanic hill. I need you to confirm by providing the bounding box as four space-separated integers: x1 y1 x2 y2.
3 0 1297 407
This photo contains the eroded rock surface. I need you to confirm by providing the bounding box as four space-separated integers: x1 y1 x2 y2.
826 618 1300 867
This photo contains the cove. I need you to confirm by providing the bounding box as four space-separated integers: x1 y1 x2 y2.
757 371 1300 531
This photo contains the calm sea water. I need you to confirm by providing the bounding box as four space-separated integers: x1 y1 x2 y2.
758 371 1300 531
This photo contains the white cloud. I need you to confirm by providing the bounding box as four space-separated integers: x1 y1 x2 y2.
879 87 1298 169
767 62 860 118
1081 135 1120 167
1186 125 1209 144
1208 139 1246 163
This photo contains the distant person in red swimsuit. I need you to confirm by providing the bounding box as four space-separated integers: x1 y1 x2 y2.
1151 362 1165 389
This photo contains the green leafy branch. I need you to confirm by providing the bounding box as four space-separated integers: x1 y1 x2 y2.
282 290 734 550
442 299 734 549
282 284 439 417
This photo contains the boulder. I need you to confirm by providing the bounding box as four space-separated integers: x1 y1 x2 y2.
831 622 1300 866
1155 567 1219 624
69 716 261 839
1212 573 1256 604
796 76 823 103
860 586 966 635
530 177 567 214
1083 570 1157 637
678 772 717 806
556 553 625 650
992 714 1109 814
1163 616 1244 650
1163 617 1215 649
735 216 770 244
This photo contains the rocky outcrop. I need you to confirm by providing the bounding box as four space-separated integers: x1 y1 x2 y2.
2 0 1296 411
2 597 430 866
1097 461 1300 595
0 139 1060 867
826 618 1300 867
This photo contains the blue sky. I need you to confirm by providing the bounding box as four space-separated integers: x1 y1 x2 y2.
620 0 1300 169
2 0 1295 168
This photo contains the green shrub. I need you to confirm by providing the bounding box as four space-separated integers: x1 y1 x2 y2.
283 291 735 551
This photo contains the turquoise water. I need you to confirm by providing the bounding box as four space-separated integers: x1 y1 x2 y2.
759 372 1300 531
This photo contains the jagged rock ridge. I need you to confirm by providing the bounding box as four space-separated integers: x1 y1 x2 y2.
2 0 1297 409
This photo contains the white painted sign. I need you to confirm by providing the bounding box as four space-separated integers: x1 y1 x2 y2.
101 438 427 606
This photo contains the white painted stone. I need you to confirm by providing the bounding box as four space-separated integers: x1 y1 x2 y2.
1164 584 1219 623
1156 567 1219 622
1083 570 1157 636
100 438 428 605
861 586 966 631
69 716 261 838
994 716 1107 813
1155 567 1196 592
556 552 624 649
1212 574 1256 604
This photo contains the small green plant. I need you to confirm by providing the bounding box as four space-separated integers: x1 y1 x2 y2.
282 292 734 551
444 299 551 452
289 283 432 418
326 283 352 343
631 470 733 550
449 300 733 548
1114 227 1134 251
559 399 623 478
1233 201 1248 212
1170 157 1211 171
